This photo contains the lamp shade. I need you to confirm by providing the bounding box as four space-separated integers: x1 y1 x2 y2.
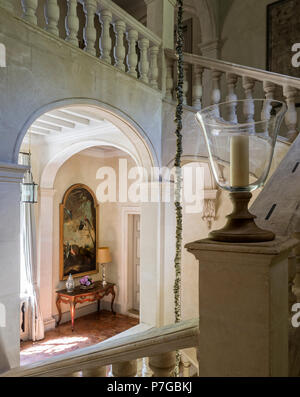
98 247 112 264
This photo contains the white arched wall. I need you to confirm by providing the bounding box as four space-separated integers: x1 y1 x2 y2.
23 103 163 331
15 100 159 170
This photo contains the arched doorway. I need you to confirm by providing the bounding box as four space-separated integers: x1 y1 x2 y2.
18 102 162 363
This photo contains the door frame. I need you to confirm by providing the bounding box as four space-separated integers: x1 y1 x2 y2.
121 206 141 315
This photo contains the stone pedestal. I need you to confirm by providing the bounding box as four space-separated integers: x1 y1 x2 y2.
185 236 298 377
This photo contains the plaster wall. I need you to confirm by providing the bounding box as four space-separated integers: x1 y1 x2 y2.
218 0 274 70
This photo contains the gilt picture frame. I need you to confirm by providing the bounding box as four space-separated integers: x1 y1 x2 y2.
60 184 98 281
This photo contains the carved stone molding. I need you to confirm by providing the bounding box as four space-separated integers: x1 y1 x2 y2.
202 189 218 229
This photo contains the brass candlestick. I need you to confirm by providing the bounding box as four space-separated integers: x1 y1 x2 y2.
209 192 274 243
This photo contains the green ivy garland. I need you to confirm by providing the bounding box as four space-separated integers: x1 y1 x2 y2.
173 0 184 377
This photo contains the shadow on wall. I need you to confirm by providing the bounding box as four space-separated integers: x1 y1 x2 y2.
217 0 235 34
0 332 10 373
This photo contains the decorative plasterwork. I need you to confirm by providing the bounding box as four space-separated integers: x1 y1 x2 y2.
203 189 218 229
181 160 219 228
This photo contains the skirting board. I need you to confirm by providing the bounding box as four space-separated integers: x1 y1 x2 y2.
43 317 56 332
51 301 122 326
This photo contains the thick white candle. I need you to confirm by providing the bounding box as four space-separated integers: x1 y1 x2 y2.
230 135 249 187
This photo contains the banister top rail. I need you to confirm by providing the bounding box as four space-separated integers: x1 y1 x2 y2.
165 48 300 90
98 0 162 46
2 318 199 377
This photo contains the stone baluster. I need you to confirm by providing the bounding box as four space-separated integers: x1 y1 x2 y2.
283 85 298 142
226 73 238 122
165 58 174 100
181 355 192 377
211 70 222 106
83 0 97 56
242 76 255 123
111 360 137 377
141 357 153 377
192 65 203 110
113 20 126 71
149 352 176 377
126 29 138 77
100 9 112 63
138 38 150 83
183 63 189 105
21 0 38 25
45 0 60 36
262 81 277 121
263 81 276 100
149 45 159 89
65 0 79 46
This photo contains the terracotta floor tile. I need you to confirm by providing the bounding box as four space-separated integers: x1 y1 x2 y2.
20 311 139 366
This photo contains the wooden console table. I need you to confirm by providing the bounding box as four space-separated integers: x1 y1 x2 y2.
55 281 116 331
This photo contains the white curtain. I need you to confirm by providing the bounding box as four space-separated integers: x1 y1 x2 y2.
20 203 44 341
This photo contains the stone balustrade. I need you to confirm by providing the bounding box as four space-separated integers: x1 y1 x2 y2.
17 0 162 89
11 3 300 142
165 48 300 142
1 318 199 377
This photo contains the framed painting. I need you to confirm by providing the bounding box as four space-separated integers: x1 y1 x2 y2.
60 184 98 280
267 0 300 77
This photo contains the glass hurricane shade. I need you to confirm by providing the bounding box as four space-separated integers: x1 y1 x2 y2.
195 99 287 243
98 247 112 264
196 99 287 192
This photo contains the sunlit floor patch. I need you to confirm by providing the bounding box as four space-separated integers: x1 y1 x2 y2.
20 310 139 366
21 336 89 356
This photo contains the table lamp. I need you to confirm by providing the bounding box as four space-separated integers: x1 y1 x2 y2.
196 99 286 242
98 247 112 285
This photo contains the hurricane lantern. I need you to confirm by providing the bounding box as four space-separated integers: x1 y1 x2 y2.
196 99 286 243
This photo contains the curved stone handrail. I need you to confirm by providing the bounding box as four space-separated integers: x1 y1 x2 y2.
1 318 199 377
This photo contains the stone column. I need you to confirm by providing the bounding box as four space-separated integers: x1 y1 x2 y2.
112 360 137 377
149 351 176 376
185 236 298 377
38 188 56 331
198 40 222 108
146 0 176 93
0 163 26 371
